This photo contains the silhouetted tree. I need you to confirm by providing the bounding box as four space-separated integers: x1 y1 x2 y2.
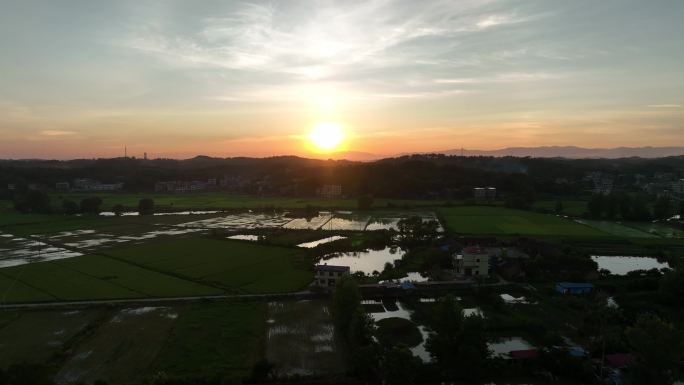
62 200 78 215
654 196 671 219
381 345 421 385
13 190 52 214
138 198 154 215
357 194 374 210
112 204 125 216
79 197 102 214
554 201 563 214
626 314 684 385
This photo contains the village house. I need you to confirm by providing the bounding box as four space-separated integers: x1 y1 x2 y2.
454 246 490 277
313 264 350 288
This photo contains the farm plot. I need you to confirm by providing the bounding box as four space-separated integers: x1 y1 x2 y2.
179 212 292 230
266 300 343 376
0 254 221 303
56 306 179 385
154 302 266 380
0 231 83 268
624 222 684 238
438 206 607 237
0 309 105 367
574 219 659 238
106 238 312 294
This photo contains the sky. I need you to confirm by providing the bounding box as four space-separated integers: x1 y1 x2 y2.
0 0 683 159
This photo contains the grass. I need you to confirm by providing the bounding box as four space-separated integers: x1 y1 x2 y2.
51 193 445 210
0 255 222 303
438 206 608 238
0 309 104 368
154 302 266 380
105 237 312 294
574 219 659 238
55 307 178 385
533 200 588 216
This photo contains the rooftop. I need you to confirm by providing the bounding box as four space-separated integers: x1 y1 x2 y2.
314 264 350 273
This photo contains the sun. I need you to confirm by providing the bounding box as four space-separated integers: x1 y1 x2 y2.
309 122 345 151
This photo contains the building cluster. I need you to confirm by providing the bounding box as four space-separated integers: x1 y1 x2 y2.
473 187 497 200
154 179 218 193
56 179 124 192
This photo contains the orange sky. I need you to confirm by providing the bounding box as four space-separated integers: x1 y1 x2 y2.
1 1 683 159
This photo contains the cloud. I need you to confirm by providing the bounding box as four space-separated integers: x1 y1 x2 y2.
40 130 77 136
647 104 682 109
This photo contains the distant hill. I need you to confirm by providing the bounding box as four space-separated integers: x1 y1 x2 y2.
436 146 684 159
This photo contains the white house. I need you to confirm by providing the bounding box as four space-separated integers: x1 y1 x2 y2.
314 264 350 288
454 246 490 277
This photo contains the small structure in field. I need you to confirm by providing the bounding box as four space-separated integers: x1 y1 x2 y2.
555 282 594 295
313 264 350 288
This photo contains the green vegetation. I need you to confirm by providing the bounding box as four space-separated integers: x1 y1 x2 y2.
376 317 423 347
0 255 221 303
533 200 588 216
51 192 444 210
575 219 659 238
0 309 103 367
438 206 607 238
154 302 266 381
106 237 312 294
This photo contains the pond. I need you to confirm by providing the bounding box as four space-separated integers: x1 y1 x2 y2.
488 337 534 358
321 215 370 231
226 234 260 241
320 247 405 275
591 255 671 275
297 236 347 248
367 301 431 363
282 214 332 230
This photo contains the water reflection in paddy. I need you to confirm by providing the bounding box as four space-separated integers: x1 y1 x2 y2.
488 337 534 357
297 236 347 248
321 247 405 275
591 255 670 275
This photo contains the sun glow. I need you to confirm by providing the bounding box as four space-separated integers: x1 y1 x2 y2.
309 122 345 151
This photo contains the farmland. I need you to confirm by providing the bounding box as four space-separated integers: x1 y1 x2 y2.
51 192 446 210
106 238 312 294
437 206 609 238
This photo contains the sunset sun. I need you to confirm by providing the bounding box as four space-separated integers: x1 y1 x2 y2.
309 122 345 151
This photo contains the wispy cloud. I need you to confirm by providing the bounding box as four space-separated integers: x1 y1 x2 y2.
40 130 77 136
647 104 681 109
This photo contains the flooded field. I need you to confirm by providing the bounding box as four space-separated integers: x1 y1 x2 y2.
321 246 405 274
180 212 292 229
297 235 347 248
321 214 370 231
0 309 103 367
282 214 333 230
56 307 178 385
226 234 260 241
0 231 83 268
592 255 671 275
265 300 343 376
